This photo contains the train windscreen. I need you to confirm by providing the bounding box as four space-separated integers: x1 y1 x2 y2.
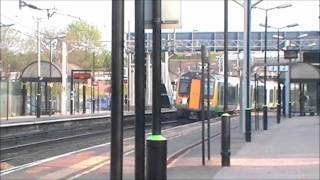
179 79 190 95
204 80 214 97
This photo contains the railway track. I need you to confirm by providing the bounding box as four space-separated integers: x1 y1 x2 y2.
0 111 177 163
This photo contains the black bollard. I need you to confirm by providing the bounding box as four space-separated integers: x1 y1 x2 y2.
245 108 251 142
288 101 292 118
146 135 167 180
263 105 268 130
277 103 281 124
221 113 230 166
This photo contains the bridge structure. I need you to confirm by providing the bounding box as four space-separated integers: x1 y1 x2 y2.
127 31 319 53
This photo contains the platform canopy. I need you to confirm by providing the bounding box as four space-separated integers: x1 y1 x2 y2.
21 61 62 82
280 62 320 82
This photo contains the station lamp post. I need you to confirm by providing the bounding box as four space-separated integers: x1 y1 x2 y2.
191 29 198 54
254 3 292 130
259 23 298 123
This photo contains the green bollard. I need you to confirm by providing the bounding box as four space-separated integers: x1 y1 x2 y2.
147 135 167 180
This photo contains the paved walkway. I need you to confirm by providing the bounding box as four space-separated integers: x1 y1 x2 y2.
213 115 319 179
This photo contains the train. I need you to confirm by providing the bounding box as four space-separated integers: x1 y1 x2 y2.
175 71 278 119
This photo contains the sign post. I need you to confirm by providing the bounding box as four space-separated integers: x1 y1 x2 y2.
70 70 91 115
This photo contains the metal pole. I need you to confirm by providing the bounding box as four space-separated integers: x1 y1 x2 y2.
191 31 194 53
83 84 86 114
245 0 251 108
49 39 52 116
207 59 211 160
45 82 48 114
36 19 41 118
255 74 258 127
147 0 167 179
21 85 27 115
70 70 74 115
92 51 96 113
78 82 80 113
277 29 281 123
110 0 124 178
201 45 206 166
97 82 100 112
135 0 146 178
263 10 268 130
152 0 161 135
29 83 32 115
224 0 228 112
6 64 10 121
0 68 2 120
289 58 292 118
127 53 131 111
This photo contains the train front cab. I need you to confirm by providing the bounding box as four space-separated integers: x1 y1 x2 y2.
176 76 219 119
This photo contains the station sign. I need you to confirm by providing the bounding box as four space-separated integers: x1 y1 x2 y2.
267 66 288 72
145 0 182 29
73 72 91 80
284 49 298 59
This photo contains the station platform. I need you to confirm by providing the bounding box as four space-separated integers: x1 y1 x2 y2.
0 111 112 126
169 115 320 180
0 108 175 126
1 115 319 179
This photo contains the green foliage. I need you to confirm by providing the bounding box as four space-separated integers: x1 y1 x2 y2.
1 48 36 72
65 20 109 69
0 21 110 72
66 20 101 47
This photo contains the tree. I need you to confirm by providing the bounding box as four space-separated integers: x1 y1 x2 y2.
65 20 103 68
0 27 36 72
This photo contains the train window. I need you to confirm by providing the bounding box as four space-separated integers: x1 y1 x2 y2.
204 80 214 97
179 79 190 95
269 89 274 103
228 86 237 105
219 82 224 105
257 86 264 106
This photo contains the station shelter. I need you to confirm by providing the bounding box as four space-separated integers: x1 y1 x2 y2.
280 58 320 116
20 61 62 115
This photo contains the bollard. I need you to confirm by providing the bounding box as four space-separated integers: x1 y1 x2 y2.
288 101 292 118
221 113 230 166
147 135 167 180
263 105 268 130
277 103 281 124
245 108 251 142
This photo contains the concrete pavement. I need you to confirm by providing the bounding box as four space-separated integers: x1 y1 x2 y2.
168 115 319 180
213 115 319 179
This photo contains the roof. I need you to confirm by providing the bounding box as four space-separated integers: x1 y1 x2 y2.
21 61 62 82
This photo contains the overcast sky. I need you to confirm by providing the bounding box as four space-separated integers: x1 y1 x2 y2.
1 0 319 41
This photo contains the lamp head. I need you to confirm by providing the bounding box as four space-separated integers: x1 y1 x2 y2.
286 23 299 28
276 3 292 9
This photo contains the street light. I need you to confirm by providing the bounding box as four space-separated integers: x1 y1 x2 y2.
255 3 292 130
262 23 299 123
47 35 66 116
191 29 198 53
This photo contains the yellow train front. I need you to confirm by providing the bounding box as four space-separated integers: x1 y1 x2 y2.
175 72 222 119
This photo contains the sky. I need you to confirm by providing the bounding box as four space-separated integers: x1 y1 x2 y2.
1 0 319 42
